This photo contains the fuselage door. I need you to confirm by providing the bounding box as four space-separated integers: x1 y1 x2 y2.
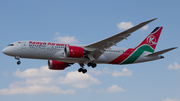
21 42 26 49
17 42 26 50
17 42 21 50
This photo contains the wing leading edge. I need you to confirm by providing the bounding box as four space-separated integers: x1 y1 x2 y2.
84 18 157 59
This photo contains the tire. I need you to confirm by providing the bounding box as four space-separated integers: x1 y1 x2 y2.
87 62 92 67
17 61 21 65
78 68 83 72
92 64 97 68
82 69 87 74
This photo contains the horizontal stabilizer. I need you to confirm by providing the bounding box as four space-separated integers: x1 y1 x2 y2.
146 47 178 57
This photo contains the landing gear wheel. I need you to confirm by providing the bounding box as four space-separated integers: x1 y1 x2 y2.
88 62 97 68
87 62 92 67
78 68 83 72
78 63 88 74
92 64 97 68
17 61 21 65
82 69 87 74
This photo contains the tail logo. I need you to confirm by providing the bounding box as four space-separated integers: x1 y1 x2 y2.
146 35 157 45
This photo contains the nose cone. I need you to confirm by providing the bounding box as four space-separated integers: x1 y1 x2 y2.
2 47 14 56
2 48 7 54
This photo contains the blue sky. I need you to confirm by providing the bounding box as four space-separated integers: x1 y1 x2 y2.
0 0 180 101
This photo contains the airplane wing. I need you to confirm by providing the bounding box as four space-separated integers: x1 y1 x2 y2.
84 18 157 60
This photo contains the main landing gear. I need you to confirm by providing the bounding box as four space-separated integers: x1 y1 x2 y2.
78 68 87 74
87 62 97 68
78 63 87 74
78 62 97 74
15 56 21 65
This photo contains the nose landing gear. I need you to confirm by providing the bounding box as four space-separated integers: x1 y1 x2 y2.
17 61 21 65
15 56 21 65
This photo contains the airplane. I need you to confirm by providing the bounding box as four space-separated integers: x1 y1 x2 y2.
2 18 177 74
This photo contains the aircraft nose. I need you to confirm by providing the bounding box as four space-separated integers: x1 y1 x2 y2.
2 48 7 54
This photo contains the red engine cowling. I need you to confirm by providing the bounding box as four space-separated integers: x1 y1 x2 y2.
64 46 85 58
48 60 71 70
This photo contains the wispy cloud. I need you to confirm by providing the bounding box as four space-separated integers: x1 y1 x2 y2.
117 22 148 30
96 85 125 93
88 67 111 75
0 66 132 95
89 67 132 77
112 67 132 77
54 36 79 44
141 25 149 30
13 65 62 78
2 71 8 76
53 32 79 44
117 22 134 30
0 66 75 95
0 66 100 95
163 98 180 101
55 32 60 36
168 62 180 70
58 71 100 88
0 83 75 95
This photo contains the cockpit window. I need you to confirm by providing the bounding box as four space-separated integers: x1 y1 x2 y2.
8 44 14 46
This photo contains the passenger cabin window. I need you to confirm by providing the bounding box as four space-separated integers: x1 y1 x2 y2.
8 44 14 46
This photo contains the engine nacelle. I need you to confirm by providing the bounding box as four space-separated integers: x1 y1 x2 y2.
64 46 86 58
48 60 71 70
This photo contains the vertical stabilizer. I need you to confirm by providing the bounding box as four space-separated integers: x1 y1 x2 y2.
135 27 163 53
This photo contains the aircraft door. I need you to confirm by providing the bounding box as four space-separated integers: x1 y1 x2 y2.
17 42 21 50
21 42 26 49
17 42 26 50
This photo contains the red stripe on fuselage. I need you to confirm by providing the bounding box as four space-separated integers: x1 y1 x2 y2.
108 48 135 64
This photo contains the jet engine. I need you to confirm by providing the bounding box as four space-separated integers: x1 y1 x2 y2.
64 46 89 58
48 60 72 70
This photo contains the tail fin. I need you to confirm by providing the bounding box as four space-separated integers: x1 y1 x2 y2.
135 27 163 53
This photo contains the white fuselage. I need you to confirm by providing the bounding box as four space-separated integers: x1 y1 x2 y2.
2 41 162 65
